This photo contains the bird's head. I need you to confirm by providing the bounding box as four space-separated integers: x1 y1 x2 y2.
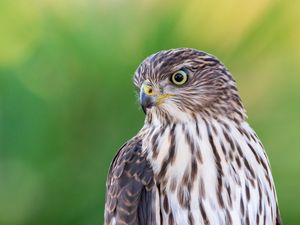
133 48 245 124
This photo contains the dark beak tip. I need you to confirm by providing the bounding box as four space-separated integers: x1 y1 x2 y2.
141 103 154 114
142 105 147 114
140 92 155 114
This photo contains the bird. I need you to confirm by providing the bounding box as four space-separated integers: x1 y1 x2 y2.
104 48 281 225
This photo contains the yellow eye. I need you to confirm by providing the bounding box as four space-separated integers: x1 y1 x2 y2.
171 70 188 85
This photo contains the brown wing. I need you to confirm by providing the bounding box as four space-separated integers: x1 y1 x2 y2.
104 137 156 225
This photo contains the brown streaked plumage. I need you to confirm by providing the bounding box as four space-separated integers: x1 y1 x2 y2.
104 48 282 225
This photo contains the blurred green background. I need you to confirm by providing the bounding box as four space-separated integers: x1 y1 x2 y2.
0 0 299 224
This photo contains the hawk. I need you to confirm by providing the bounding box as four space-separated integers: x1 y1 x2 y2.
104 48 281 225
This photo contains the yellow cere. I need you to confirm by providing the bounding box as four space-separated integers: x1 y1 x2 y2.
143 84 155 96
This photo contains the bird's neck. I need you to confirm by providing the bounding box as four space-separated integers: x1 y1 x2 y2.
141 114 251 188
138 110 276 225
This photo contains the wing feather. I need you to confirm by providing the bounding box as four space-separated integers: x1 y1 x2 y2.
104 137 156 225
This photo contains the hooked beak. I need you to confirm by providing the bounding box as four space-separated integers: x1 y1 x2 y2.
140 81 156 114
139 80 173 114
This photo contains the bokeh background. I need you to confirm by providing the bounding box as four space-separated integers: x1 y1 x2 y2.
0 0 299 224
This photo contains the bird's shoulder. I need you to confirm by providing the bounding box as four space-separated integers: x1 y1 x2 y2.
104 136 156 225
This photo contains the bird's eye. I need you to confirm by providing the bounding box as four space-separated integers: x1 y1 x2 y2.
170 70 188 85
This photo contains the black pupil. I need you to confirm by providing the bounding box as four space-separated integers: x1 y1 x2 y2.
174 73 184 82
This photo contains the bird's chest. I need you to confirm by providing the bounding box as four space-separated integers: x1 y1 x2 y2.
143 119 276 225
144 122 221 224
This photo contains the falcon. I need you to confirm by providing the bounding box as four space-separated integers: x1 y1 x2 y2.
104 48 281 225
